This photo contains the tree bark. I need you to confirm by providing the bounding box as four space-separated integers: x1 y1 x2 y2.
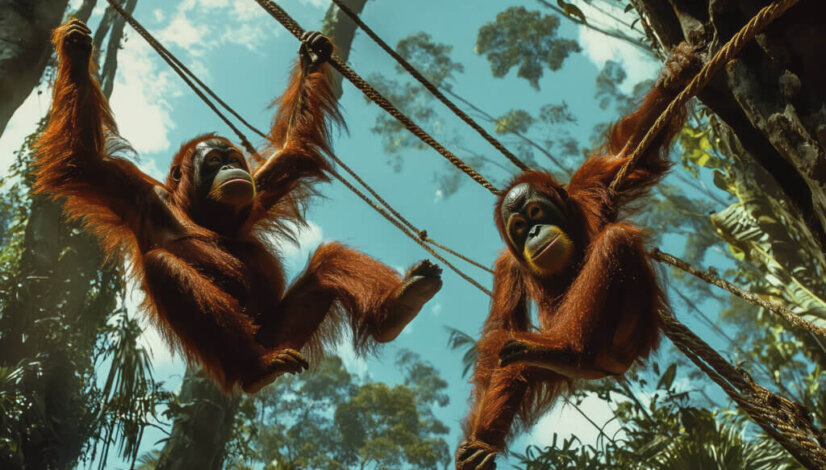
156 368 238 470
322 0 369 99
636 0 826 249
0 2 138 468
0 0 69 137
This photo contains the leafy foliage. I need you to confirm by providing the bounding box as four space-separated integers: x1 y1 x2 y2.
233 351 450 470
0 80 162 470
396 32 465 89
475 7 581 89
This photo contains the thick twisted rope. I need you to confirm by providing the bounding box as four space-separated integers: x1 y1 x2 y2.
328 152 494 274
252 0 500 195
106 0 492 293
660 311 826 469
328 168 492 295
103 0 262 159
329 0 530 172
609 0 800 192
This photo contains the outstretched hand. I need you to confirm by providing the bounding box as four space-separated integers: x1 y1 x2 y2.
299 31 334 72
55 18 93 71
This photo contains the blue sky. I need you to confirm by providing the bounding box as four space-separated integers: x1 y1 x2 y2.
0 0 744 467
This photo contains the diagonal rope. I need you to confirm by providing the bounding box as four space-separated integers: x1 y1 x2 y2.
105 0 492 293
652 248 826 343
328 168 492 295
103 0 262 159
327 152 494 274
609 0 799 192
251 0 501 195
329 0 530 172
660 311 826 469
110 2 825 464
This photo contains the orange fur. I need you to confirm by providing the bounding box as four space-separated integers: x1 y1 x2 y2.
35 20 415 393
459 56 690 466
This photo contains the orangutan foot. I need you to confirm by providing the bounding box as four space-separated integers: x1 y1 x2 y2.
455 439 497 470
242 348 309 393
376 259 443 342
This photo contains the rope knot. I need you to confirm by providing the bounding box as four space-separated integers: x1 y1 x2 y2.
418 230 428 240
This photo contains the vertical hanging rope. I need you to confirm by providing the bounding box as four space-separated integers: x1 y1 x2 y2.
251 0 501 195
329 0 530 172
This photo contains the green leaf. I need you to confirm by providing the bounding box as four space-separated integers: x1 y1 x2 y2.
476 6 581 89
657 363 677 390
712 170 731 193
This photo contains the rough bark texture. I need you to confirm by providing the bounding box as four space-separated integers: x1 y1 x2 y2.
636 0 826 248
0 0 69 137
156 368 238 470
0 2 136 468
322 0 369 99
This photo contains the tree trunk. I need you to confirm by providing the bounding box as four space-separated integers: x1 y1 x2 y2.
636 0 826 249
0 0 69 137
322 0 369 99
0 2 137 468
155 368 238 470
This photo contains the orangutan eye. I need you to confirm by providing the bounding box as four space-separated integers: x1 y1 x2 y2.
526 202 544 221
229 151 243 164
510 215 527 236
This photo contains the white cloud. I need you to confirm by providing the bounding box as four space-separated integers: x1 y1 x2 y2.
527 394 621 448
297 0 326 7
431 303 443 317
272 220 325 274
157 14 209 54
196 0 231 8
186 59 212 81
152 9 165 22
576 3 658 93
335 336 369 378
222 23 267 52
109 39 177 154
0 87 49 174
155 0 280 58
233 0 266 20
137 156 166 181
